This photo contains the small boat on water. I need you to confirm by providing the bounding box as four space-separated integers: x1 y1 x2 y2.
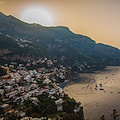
100 83 102 87
95 88 97 90
100 88 104 90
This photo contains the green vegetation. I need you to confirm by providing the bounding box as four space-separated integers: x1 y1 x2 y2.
3 93 84 120
0 66 7 76
100 109 119 120
22 93 57 118
1 12 120 72
62 94 84 120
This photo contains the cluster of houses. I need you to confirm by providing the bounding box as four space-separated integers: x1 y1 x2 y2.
0 58 71 119
20 117 52 120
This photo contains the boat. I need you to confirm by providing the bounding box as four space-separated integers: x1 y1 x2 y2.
100 88 104 90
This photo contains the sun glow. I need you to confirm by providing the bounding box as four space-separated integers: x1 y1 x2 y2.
20 7 54 26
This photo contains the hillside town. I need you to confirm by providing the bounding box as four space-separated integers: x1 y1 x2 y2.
0 58 84 120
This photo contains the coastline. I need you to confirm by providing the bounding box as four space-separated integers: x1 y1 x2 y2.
59 80 71 89
63 66 120 120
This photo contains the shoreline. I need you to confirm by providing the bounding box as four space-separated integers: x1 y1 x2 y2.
59 80 71 89
62 66 119 88
63 66 120 120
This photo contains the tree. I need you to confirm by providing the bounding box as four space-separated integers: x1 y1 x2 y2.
111 109 119 120
63 113 82 120
0 67 7 76
100 115 105 120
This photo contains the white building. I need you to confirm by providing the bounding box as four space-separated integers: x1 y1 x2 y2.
55 98 64 111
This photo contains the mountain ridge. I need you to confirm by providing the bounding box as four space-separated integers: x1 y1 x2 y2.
0 12 120 71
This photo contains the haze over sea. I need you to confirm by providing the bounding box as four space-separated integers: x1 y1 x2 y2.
64 66 120 120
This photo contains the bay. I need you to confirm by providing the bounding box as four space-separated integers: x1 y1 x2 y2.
64 66 120 120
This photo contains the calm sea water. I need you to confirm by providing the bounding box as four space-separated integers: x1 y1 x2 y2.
64 66 120 120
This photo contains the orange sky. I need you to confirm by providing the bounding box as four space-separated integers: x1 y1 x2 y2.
0 0 120 49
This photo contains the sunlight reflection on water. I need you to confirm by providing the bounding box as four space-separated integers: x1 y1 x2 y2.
64 66 120 120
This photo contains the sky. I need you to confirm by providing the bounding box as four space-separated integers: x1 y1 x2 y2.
0 0 120 49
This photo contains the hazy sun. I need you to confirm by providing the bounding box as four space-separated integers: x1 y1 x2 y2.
20 7 54 26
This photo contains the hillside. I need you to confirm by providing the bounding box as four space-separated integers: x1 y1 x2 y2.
0 12 120 72
0 34 50 64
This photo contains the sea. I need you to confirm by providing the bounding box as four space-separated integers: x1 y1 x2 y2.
64 66 120 120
